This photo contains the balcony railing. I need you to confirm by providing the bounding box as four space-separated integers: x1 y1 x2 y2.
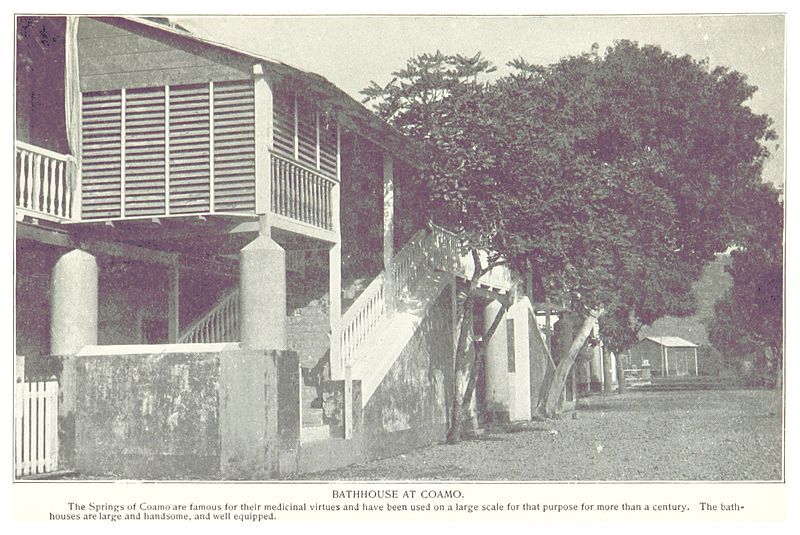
15 141 76 222
270 152 335 231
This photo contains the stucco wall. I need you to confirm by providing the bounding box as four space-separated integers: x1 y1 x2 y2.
72 348 299 479
362 289 453 459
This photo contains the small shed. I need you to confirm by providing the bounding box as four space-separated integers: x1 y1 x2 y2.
629 336 698 377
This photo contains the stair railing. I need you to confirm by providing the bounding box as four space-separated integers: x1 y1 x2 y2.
177 289 240 344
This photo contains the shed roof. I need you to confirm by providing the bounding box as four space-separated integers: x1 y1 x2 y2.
112 16 421 167
643 336 698 348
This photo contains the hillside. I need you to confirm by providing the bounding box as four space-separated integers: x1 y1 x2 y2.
638 254 732 346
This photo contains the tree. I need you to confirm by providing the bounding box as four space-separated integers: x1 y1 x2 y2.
490 42 776 416
363 52 515 442
709 184 783 387
364 40 777 432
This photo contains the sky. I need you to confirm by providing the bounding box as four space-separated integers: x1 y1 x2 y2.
173 14 786 187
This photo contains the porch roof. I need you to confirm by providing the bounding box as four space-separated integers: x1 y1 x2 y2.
115 16 422 168
644 336 698 348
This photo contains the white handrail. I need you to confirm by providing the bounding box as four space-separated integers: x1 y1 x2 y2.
15 141 75 162
177 289 240 344
340 272 386 367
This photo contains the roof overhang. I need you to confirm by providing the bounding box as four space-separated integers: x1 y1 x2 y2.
114 16 423 168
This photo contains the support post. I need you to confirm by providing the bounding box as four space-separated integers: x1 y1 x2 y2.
168 259 180 343
383 153 395 314
253 64 274 217
240 232 286 350
50 249 98 355
329 242 342 378
484 299 509 424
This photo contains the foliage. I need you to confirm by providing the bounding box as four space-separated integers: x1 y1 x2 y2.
708 184 783 387
363 41 778 424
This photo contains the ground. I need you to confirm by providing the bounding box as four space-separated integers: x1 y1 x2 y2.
299 389 783 481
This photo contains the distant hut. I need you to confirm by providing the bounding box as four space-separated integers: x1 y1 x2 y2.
629 336 699 377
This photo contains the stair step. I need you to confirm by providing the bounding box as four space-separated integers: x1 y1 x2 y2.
303 407 324 426
300 423 331 444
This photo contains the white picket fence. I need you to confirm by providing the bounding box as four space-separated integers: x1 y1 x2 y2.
14 356 59 477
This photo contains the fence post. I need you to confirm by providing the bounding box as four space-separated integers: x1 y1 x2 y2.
14 356 24 477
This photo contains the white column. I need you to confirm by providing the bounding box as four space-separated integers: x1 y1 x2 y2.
51 249 98 355
240 235 286 350
253 64 274 218
483 299 509 420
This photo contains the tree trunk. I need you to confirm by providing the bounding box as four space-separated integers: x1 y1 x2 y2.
446 289 474 444
542 308 604 418
446 248 508 444
460 300 508 425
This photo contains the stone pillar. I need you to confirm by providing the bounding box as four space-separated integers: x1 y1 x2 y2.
483 299 509 422
50 249 98 355
240 235 286 350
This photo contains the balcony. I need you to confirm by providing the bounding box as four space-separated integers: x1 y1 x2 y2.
15 141 77 223
16 139 338 242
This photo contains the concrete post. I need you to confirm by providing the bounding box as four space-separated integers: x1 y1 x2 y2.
483 299 509 422
240 235 287 350
50 249 98 355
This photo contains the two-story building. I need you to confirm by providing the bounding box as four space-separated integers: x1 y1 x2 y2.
15 15 561 479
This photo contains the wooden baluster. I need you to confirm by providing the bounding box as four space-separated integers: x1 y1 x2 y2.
300 167 305 222
40 160 49 215
310 175 316 226
54 161 62 216
315 176 322 228
24 152 33 209
286 164 291 218
307 171 313 225
289 165 296 219
64 161 72 219
299 170 305 223
48 159 57 215
279 161 286 216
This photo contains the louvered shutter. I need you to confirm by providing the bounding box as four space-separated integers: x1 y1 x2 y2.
273 89 295 159
169 83 211 214
296 96 317 168
212 80 256 212
80 80 256 220
319 117 338 178
81 90 123 219
125 87 166 216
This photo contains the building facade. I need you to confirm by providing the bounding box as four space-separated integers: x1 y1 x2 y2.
15 16 561 479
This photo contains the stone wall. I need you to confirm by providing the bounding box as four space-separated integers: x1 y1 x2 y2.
70 348 299 479
361 289 453 459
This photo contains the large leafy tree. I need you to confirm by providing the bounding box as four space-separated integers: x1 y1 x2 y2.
363 52 520 441
709 184 783 387
490 41 776 415
364 41 777 432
